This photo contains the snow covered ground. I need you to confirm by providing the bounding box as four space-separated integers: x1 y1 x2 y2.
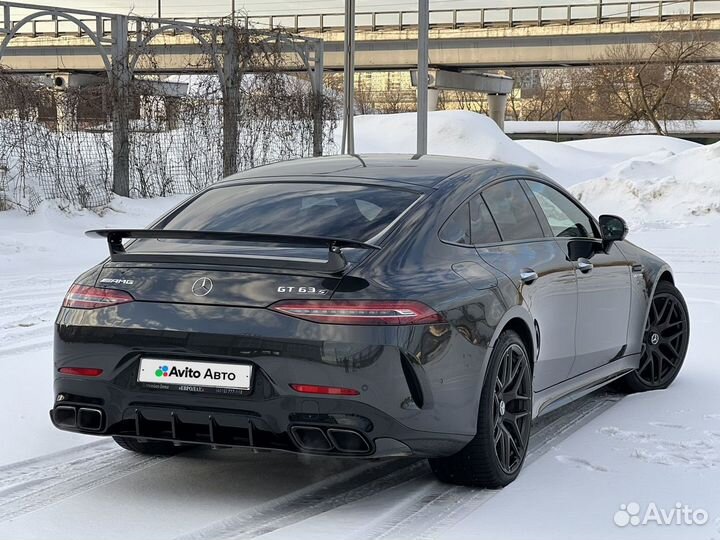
0 197 187 465
1 110 719 539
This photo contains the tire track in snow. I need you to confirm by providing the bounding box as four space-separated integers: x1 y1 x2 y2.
343 392 622 540
0 323 53 347
0 441 412 529
173 460 425 540
175 392 621 540
0 301 59 325
0 277 66 356
0 338 53 357
3 287 67 303
0 441 171 522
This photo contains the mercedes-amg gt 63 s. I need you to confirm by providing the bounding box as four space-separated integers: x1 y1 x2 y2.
52 155 689 487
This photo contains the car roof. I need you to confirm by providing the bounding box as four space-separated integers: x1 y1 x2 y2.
222 154 510 189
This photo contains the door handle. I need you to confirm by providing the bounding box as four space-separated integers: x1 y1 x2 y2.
520 269 538 284
577 258 593 273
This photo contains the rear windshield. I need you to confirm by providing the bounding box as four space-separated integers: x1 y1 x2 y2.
158 182 420 241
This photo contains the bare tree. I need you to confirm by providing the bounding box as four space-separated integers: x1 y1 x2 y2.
441 90 488 114
378 74 413 114
0 21 338 214
587 27 715 134
687 64 720 119
354 75 376 114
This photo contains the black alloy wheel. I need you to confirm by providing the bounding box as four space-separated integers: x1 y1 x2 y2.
429 330 533 487
618 281 689 392
493 343 533 474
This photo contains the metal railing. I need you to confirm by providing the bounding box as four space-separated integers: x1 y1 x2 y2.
250 0 720 32
1 0 719 39
0 1 220 40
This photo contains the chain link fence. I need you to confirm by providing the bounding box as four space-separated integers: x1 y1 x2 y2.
0 64 338 213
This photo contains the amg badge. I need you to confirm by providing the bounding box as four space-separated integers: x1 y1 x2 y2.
100 278 134 285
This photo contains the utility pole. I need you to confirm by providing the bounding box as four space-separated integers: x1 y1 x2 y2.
111 14 130 197
311 40 325 157
222 26 240 176
341 0 355 154
417 0 429 155
157 0 162 19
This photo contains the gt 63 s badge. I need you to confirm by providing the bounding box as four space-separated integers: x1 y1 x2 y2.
277 286 329 295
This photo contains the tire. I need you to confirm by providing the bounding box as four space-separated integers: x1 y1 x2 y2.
615 280 690 393
429 330 533 488
113 436 189 456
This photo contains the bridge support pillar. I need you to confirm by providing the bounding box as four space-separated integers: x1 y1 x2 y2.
487 93 508 131
428 88 439 111
411 69 512 128
110 14 131 197
416 88 439 111
222 26 240 177
54 90 76 132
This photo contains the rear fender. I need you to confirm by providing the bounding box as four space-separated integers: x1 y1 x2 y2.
616 241 674 356
487 306 536 363
461 305 535 427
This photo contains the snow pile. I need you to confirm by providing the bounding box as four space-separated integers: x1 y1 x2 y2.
571 143 720 228
348 110 718 229
346 110 553 172
0 196 186 272
563 134 697 157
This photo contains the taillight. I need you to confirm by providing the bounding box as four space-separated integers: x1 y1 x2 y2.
290 384 360 396
59 367 104 377
270 300 445 325
62 284 134 310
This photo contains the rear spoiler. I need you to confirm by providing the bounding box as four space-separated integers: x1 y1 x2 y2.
86 229 381 273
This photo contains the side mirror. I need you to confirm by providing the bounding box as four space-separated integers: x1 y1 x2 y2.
599 214 628 244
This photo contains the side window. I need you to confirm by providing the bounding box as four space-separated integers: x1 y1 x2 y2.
470 195 501 244
440 202 471 245
481 180 544 242
525 181 598 239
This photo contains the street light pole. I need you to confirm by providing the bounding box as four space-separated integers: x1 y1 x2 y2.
341 0 356 154
417 0 429 155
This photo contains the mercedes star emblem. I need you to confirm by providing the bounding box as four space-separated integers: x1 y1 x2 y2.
191 277 213 297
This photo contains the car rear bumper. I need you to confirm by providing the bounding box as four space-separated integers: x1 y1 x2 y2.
52 302 485 458
50 384 469 458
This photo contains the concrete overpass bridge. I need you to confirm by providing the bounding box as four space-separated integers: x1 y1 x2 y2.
2 0 720 73
257 1 720 70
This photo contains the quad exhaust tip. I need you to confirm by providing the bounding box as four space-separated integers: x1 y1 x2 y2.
53 405 77 428
327 428 371 454
77 407 103 431
290 426 333 452
52 405 104 431
290 425 371 454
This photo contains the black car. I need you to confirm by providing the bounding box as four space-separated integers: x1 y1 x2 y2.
51 155 689 487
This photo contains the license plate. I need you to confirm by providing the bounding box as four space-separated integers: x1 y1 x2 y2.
138 358 252 390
